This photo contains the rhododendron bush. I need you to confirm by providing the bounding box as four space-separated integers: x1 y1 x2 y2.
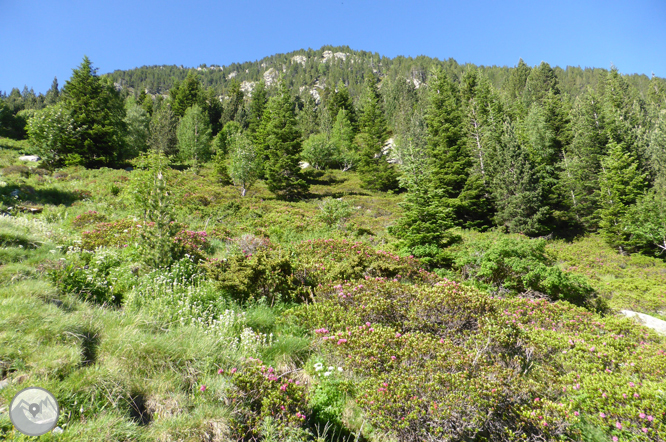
291 278 666 441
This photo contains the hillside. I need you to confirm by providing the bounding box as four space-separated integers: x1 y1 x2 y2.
104 45 663 101
1 47 666 441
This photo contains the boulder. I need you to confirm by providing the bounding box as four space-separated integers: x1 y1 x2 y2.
620 310 666 336
18 155 40 162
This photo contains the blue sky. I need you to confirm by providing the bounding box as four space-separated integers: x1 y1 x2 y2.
1 0 664 94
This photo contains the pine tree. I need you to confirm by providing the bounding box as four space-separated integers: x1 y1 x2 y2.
220 79 245 128
61 56 127 167
261 83 309 200
559 89 608 229
331 109 356 171
490 122 550 235
247 80 268 135
45 77 60 106
426 67 485 225
597 140 647 248
522 62 560 109
171 71 203 118
356 76 398 191
505 58 532 100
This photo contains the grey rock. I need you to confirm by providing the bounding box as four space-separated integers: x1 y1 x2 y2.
0 379 9 390
52 426 64 434
620 310 666 336
19 155 40 162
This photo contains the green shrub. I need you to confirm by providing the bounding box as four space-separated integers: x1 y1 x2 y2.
453 233 600 309
291 277 666 441
81 219 138 250
71 210 108 228
229 358 310 441
292 238 436 289
316 197 353 228
204 247 303 305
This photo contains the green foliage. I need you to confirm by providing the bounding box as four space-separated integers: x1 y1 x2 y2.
122 96 150 159
622 187 666 256
171 70 204 118
453 232 600 308
204 247 302 305
61 56 127 167
301 133 339 170
330 109 356 171
357 76 398 191
148 103 178 156
316 197 353 228
229 359 310 440
227 131 260 196
294 277 666 442
177 104 212 166
26 102 80 168
261 84 309 200
598 140 647 248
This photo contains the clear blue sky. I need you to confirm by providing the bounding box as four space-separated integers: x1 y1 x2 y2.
2 0 664 94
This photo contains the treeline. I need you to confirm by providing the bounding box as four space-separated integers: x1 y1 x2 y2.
3 52 666 260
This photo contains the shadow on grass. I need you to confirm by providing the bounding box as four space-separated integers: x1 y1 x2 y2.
127 393 152 426
1 185 86 206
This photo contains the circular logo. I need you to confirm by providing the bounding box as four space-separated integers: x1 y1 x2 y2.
9 386 60 436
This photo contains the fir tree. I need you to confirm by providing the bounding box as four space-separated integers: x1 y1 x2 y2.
61 56 127 167
148 104 178 156
171 71 203 118
261 83 309 200
247 80 267 135
597 140 647 248
356 75 398 191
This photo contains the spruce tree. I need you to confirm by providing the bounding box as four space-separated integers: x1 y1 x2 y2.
597 140 647 248
331 109 356 171
220 79 245 128
262 83 309 200
356 76 398 191
247 80 268 135
490 122 550 235
45 77 60 106
172 71 203 118
61 56 127 167
148 104 178 157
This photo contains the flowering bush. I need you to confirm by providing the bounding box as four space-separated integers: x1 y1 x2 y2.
71 210 108 228
80 219 138 250
228 358 310 440
292 277 666 441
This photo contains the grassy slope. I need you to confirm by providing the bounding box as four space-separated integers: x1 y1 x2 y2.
0 145 665 441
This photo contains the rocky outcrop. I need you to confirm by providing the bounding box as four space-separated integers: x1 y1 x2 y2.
240 81 255 94
321 51 350 63
263 68 279 86
292 55 307 66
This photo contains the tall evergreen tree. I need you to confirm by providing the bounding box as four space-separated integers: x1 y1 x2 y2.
597 140 647 248
522 62 560 109
261 83 309 200
505 58 532 100
220 79 245 128
356 75 398 191
490 122 550 235
247 80 268 135
45 77 60 106
331 109 356 171
61 56 127 167
148 104 178 157
171 71 203 118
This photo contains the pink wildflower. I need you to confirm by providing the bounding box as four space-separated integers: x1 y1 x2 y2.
600 412 606 418
639 413 646 419
616 422 622 430
231 367 237 374
199 385 207 392
218 368 224 374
